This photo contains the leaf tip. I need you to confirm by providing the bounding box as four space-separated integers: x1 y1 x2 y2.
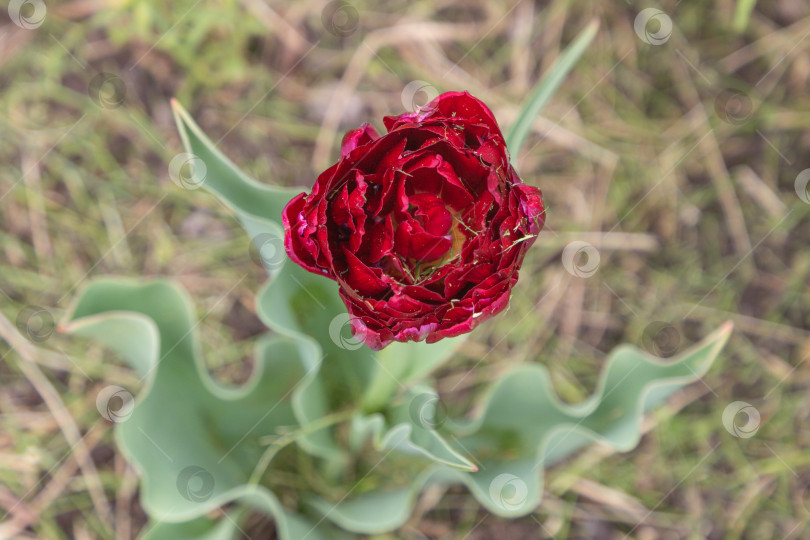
718 320 734 340
170 98 191 124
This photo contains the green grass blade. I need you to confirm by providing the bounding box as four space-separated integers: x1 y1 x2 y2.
504 18 599 159
732 0 757 32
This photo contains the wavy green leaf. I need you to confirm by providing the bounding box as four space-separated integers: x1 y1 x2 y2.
170 98 300 249
314 322 732 532
171 100 471 463
62 280 342 539
139 511 244 540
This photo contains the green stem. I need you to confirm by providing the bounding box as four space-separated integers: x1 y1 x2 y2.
360 359 409 413
248 409 355 485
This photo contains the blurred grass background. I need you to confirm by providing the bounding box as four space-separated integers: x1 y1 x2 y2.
1 0 809 538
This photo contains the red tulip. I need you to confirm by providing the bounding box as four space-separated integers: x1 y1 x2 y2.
283 92 545 349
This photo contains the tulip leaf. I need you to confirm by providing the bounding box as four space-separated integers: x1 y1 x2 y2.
361 336 464 412
349 385 477 471
504 18 599 159
172 100 362 462
139 491 356 540
171 100 471 461
61 225 732 538
61 280 343 539
311 322 732 532
56 103 732 539
139 512 244 540
170 99 300 245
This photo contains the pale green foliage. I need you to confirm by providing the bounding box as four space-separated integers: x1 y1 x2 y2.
60 102 732 538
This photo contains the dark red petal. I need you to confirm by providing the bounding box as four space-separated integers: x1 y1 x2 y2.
402 139 489 198
385 293 431 316
347 175 369 252
409 193 452 237
331 183 353 226
315 196 333 268
367 215 394 264
404 156 474 211
427 91 502 134
401 285 445 303
384 253 415 285
341 295 392 350
384 91 503 138
283 193 325 275
392 321 439 343
513 183 546 234
341 123 381 158
342 248 389 297
444 262 496 298
394 221 452 262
